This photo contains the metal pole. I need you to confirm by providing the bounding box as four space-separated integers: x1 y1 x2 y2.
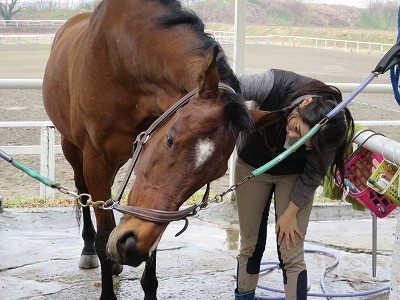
0 79 394 94
0 79 43 89
353 130 400 166
233 0 246 74
229 0 246 200
372 213 377 277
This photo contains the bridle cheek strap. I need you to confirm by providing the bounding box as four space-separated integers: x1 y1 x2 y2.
108 183 211 236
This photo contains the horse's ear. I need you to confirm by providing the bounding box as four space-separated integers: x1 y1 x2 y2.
198 46 219 99
251 109 283 129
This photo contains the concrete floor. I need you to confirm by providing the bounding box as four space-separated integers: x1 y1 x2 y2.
0 205 397 300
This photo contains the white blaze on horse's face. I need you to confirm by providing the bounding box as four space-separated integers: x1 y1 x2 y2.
195 138 215 169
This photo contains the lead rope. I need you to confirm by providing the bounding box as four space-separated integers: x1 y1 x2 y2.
207 175 254 204
0 148 99 207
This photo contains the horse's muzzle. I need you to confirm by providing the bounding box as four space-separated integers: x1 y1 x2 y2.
107 230 148 267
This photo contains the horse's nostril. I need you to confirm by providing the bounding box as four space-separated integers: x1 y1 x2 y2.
124 236 137 257
115 230 148 267
117 231 137 258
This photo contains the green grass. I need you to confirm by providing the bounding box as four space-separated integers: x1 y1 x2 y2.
4 196 75 208
3 190 337 209
2 189 215 209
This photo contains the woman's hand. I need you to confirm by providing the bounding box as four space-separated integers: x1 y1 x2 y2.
275 201 303 251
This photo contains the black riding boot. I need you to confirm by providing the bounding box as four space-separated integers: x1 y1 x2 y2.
234 289 255 300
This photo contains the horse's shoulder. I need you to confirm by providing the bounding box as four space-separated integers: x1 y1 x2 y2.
52 13 91 49
65 12 92 28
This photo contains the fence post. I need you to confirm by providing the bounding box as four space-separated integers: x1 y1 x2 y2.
40 126 55 199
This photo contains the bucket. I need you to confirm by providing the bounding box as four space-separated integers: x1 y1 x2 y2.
336 148 397 218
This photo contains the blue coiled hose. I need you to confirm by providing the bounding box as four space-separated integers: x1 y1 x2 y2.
390 4 400 105
255 249 390 299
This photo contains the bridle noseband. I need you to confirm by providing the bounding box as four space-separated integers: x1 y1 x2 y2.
103 83 236 236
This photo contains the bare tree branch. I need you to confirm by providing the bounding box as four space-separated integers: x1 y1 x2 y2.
0 0 21 20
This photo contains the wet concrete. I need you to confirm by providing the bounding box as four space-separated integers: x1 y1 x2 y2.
0 205 397 299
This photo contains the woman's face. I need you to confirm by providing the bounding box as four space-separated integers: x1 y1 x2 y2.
286 109 312 148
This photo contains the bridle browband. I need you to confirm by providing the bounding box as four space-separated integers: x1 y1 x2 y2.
102 83 236 236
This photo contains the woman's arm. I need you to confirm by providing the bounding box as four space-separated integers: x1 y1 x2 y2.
291 154 328 208
276 153 332 250
239 70 274 105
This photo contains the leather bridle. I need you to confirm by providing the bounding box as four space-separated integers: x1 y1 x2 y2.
103 83 236 235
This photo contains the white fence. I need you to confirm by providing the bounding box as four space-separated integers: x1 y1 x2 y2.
0 34 55 44
207 30 393 54
0 22 392 54
2 119 400 199
1 77 399 198
0 79 395 93
0 121 62 198
0 19 65 27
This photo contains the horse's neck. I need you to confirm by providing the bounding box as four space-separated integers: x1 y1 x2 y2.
89 0 204 94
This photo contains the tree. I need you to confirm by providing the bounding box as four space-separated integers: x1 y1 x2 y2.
0 0 21 21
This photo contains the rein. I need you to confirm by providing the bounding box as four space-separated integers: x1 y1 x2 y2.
100 83 236 235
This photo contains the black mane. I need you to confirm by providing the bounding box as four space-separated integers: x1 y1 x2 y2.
156 0 253 135
156 1 238 88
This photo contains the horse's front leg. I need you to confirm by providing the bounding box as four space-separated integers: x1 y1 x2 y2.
61 138 99 269
83 152 120 300
93 209 118 300
141 250 158 300
79 196 99 269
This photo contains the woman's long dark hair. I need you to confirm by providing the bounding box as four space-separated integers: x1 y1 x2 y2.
261 80 354 189
295 82 354 186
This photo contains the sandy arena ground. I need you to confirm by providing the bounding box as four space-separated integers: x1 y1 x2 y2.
1 43 400 200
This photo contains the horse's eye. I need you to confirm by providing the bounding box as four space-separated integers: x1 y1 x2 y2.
166 134 174 148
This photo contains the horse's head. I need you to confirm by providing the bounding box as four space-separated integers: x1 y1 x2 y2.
106 47 253 266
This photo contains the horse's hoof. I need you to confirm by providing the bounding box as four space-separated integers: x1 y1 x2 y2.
79 254 99 269
112 262 123 275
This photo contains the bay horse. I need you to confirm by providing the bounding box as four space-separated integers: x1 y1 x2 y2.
43 0 271 299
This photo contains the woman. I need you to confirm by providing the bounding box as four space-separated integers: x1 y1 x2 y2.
234 69 354 300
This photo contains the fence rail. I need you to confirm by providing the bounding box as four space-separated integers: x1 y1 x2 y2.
0 19 65 27
0 24 392 54
2 120 400 199
0 121 62 198
206 30 393 54
0 79 394 93
0 34 55 44
0 78 399 199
